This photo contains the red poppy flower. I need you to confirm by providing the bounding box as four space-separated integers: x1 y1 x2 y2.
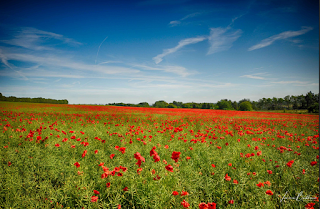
211 164 216 168
93 190 100 195
286 160 294 167
123 187 128 191
165 164 173 172
55 144 60 147
137 167 143 174
264 181 271 186
199 203 208 209
186 156 191 160
302 169 306 174
82 150 87 158
181 200 190 208
266 190 273 195
165 145 169 149
120 166 127 172
106 182 110 187
225 173 231 181
91 196 98 202
8 161 11 166
311 161 317 166
228 200 234 204
267 170 272 174
233 179 238 184
153 154 160 162
94 150 98 154
150 146 158 156
256 182 264 187
171 151 181 163
207 202 216 209
305 203 315 209
228 163 232 166
119 147 126 154
181 191 189 196
74 162 80 168
115 146 119 150
110 154 115 159
172 191 179 196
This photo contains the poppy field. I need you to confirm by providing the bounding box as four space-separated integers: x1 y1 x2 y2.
0 102 319 209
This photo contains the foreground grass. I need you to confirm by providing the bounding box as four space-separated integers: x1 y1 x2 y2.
0 102 319 208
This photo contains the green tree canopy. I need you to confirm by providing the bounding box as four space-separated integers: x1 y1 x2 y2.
239 101 253 111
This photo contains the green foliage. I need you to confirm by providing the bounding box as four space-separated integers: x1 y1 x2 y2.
239 101 253 111
216 99 233 110
153 100 168 108
0 93 68 104
167 103 178 108
308 102 319 113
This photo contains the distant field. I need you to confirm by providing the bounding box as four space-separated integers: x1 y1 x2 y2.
1 102 319 208
253 109 317 115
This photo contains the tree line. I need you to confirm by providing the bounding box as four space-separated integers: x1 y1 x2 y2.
108 91 319 113
0 93 68 104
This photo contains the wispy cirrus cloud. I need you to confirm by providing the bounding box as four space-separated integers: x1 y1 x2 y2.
132 63 195 77
2 52 140 75
152 36 207 64
271 80 318 86
1 27 81 51
248 26 313 51
169 12 201 27
207 27 242 55
240 74 266 80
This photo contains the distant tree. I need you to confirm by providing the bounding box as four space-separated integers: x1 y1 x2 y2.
239 101 253 111
232 101 238 110
297 95 307 109
191 102 201 109
305 91 316 109
238 98 250 105
167 103 177 108
278 98 284 109
182 103 192 108
216 100 233 110
251 101 258 110
284 95 291 109
172 101 182 108
308 102 319 113
138 102 150 107
153 100 168 108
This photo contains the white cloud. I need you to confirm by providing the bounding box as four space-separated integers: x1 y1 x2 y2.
169 12 201 27
4 53 140 75
153 36 207 64
248 26 313 51
240 74 265 80
270 80 319 87
1 27 81 51
169 21 181 27
132 64 194 77
207 27 242 55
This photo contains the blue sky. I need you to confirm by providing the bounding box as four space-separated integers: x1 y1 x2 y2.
0 0 318 104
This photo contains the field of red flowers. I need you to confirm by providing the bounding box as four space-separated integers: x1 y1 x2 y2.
0 102 319 209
